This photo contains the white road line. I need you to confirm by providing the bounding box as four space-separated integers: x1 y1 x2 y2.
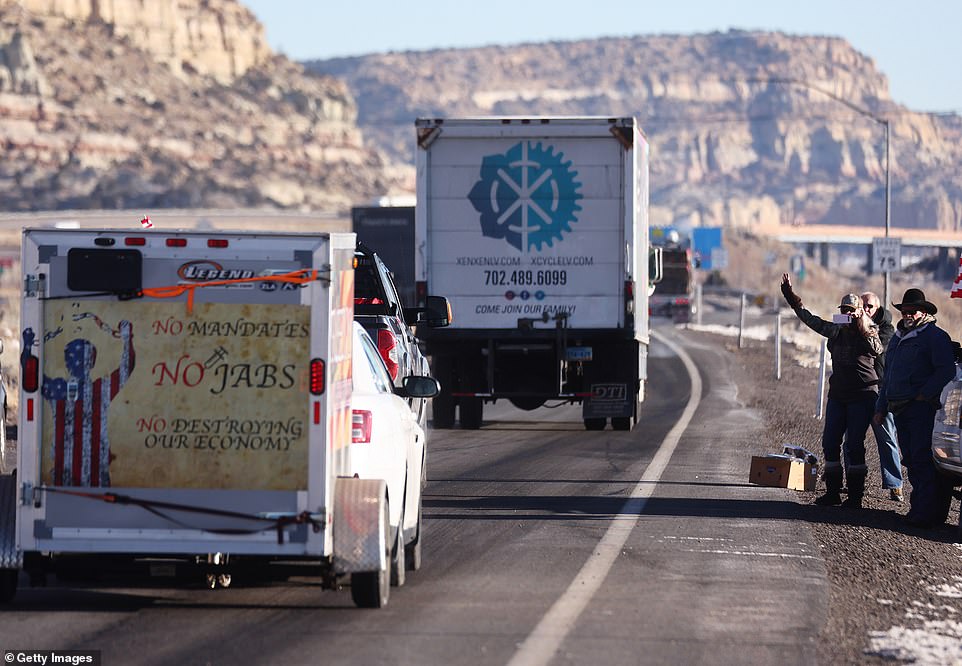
509 329 702 666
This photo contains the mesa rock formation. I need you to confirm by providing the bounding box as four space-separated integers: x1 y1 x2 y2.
309 32 962 232
0 0 402 212
0 1 959 233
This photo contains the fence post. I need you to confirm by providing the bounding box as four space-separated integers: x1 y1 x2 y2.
695 282 703 326
738 293 747 349
815 337 828 419
775 312 782 380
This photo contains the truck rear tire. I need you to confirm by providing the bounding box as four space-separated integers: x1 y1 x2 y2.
351 498 391 609
430 356 456 429
584 418 607 431
0 569 17 603
459 398 483 429
611 417 633 431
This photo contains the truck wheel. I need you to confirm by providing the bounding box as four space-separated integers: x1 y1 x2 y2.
611 417 633 431
584 418 607 431
459 398 483 430
0 569 17 603
432 393 456 429
431 356 456 429
351 498 391 608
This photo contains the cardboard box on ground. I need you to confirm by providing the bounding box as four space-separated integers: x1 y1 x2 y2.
750 453 819 491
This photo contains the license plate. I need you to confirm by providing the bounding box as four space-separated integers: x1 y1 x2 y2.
566 346 593 361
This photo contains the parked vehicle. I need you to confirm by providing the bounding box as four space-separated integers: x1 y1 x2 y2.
932 346 962 483
353 243 450 430
348 322 438 595
0 227 414 608
414 116 661 430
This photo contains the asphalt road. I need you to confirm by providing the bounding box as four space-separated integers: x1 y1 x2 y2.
0 327 828 665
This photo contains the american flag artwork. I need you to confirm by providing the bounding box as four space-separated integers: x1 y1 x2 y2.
140 214 153 229
41 320 136 486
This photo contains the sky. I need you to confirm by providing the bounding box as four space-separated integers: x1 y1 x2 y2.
244 0 961 115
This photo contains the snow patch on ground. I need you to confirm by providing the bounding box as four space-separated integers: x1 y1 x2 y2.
866 558 962 663
867 622 962 665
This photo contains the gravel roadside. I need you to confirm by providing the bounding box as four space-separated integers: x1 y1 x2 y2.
690 329 962 666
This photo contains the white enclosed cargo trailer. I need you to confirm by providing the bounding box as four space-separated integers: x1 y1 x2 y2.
0 228 395 607
415 117 658 430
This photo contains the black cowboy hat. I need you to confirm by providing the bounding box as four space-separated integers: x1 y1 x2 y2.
892 288 937 315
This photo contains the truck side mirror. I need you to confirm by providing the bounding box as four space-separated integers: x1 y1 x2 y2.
424 295 451 327
649 246 663 285
405 296 452 328
397 375 441 398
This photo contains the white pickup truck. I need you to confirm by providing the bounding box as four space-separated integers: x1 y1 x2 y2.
0 226 418 607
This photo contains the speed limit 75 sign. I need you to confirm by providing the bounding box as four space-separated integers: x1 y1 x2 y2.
872 237 902 272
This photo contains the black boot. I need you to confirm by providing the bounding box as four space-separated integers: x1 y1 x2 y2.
815 464 843 506
841 467 866 508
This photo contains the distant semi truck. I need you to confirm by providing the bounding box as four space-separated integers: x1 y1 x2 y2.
352 206 416 307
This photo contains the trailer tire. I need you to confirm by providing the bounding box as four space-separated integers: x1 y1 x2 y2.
0 569 17 603
611 417 633 431
459 398 483 430
351 497 391 609
584 418 607 431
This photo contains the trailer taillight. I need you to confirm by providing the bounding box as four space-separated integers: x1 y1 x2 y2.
22 352 39 393
124 237 146 246
310 358 325 395
208 239 229 248
166 238 187 247
377 329 400 381
352 410 372 443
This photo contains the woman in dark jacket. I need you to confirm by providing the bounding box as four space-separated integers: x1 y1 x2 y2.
781 274 882 507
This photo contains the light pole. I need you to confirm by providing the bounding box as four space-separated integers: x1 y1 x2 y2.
749 77 892 305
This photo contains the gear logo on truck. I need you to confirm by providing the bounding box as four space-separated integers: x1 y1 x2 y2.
468 141 582 252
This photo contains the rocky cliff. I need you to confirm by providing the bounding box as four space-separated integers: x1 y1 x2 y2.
0 0 402 212
308 32 962 232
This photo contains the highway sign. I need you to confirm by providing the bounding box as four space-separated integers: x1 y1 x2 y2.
872 237 901 273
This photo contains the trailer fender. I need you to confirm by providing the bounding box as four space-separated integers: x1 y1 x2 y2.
0 474 20 570
333 478 388 574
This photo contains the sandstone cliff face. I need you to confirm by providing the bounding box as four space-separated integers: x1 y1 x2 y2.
4 0 271 83
0 0 398 211
309 32 962 232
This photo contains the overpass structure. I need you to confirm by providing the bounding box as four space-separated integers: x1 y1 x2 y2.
755 223 962 281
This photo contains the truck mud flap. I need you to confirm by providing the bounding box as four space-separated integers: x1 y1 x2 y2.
0 474 20 569
333 478 387 575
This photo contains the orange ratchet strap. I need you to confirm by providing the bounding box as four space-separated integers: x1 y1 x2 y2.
140 268 319 313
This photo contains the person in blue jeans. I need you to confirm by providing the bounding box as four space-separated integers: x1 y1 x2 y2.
861 292 904 501
874 288 956 529
782 274 883 508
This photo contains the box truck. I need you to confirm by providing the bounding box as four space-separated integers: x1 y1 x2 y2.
414 117 658 430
